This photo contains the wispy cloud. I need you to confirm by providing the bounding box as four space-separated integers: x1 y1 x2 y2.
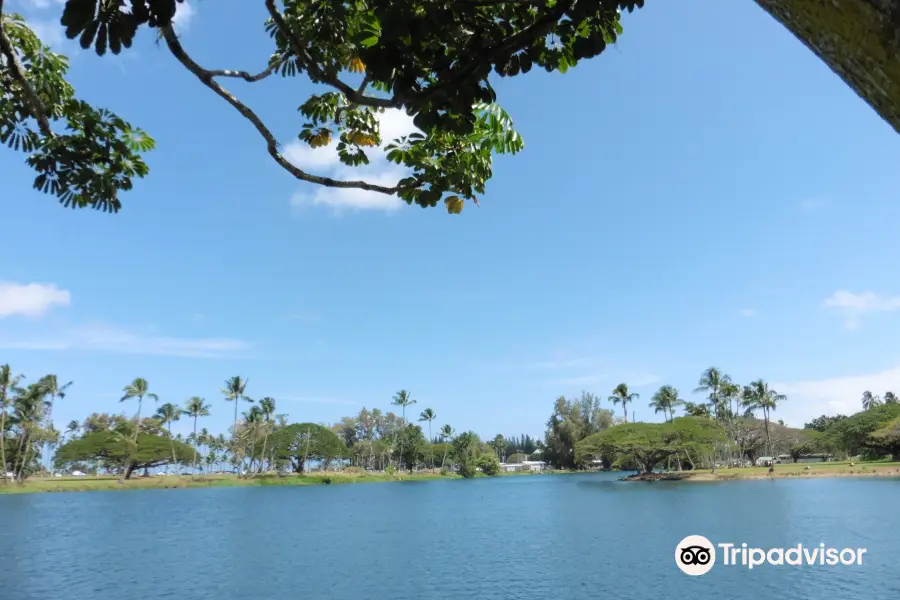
799 199 826 212
19 0 66 9
549 374 608 386
823 290 900 329
0 281 71 318
26 18 65 47
0 322 249 358
739 308 757 318
775 364 900 426
285 109 418 213
275 395 358 407
284 311 320 323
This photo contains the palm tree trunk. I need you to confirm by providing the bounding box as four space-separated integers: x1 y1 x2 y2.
232 401 240 477
259 427 269 474
16 431 32 482
167 423 178 475
0 398 8 486
763 407 772 464
428 422 433 470
44 394 54 477
191 417 198 476
135 396 143 441
623 404 627 423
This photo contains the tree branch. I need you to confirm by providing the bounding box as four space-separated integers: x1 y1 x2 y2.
0 4 53 137
161 26 398 195
263 0 396 109
205 57 283 82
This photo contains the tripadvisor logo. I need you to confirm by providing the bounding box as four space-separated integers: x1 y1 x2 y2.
674 535 867 576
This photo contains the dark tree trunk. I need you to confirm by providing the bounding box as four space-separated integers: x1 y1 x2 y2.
754 0 900 136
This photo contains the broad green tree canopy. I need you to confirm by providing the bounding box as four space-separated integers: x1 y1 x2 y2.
575 417 721 473
271 422 347 472
54 430 193 472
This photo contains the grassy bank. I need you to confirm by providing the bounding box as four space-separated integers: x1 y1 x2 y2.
667 461 900 481
0 470 464 495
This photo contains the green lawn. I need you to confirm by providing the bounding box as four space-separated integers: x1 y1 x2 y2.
0 471 460 494
684 460 900 480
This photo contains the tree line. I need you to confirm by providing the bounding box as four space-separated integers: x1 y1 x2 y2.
540 367 900 473
1 364 531 484
7 360 899 485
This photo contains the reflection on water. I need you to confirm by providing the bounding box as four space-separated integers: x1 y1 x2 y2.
2 473 898 600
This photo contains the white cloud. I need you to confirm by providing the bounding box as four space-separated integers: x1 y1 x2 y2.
823 290 900 329
0 282 71 318
283 140 341 171
740 308 757 318
25 18 65 48
0 323 248 358
775 365 900 426
290 165 406 213
284 109 418 213
172 1 195 32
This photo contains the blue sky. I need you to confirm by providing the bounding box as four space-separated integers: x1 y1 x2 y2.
3 0 900 439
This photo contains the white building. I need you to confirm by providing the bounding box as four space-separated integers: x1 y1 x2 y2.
500 460 546 473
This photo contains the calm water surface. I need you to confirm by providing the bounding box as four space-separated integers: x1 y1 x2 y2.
1 473 898 600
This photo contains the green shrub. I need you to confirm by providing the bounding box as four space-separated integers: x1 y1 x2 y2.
477 453 500 476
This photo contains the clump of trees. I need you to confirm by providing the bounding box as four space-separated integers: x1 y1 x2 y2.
3 364 511 482
575 417 721 474
539 366 900 473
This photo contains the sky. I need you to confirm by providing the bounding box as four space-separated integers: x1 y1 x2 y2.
3 0 900 440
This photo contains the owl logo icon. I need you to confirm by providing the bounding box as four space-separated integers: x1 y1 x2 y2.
675 535 716 576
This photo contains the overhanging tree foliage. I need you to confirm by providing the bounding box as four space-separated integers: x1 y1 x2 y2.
1 0 641 213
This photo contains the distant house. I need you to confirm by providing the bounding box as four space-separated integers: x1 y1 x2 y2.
755 457 777 467
500 460 546 473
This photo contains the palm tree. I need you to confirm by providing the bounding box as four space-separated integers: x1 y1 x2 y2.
221 376 252 454
742 379 787 460
155 403 182 473
693 367 731 473
418 408 436 468
391 390 416 466
61 420 80 445
257 397 276 473
649 385 683 422
391 390 417 424
38 374 72 476
439 424 455 470
885 391 898 404
0 365 24 484
11 384 48 482
120 378 158 444
491 434 506 460
608 383 639 423
694 367 731 416
182 397 211 475
861 390 881 411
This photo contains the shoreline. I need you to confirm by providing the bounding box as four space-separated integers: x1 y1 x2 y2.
620 462 900 482
0 469 552 495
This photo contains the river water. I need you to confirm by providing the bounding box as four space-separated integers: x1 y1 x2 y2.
1 472 897 600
